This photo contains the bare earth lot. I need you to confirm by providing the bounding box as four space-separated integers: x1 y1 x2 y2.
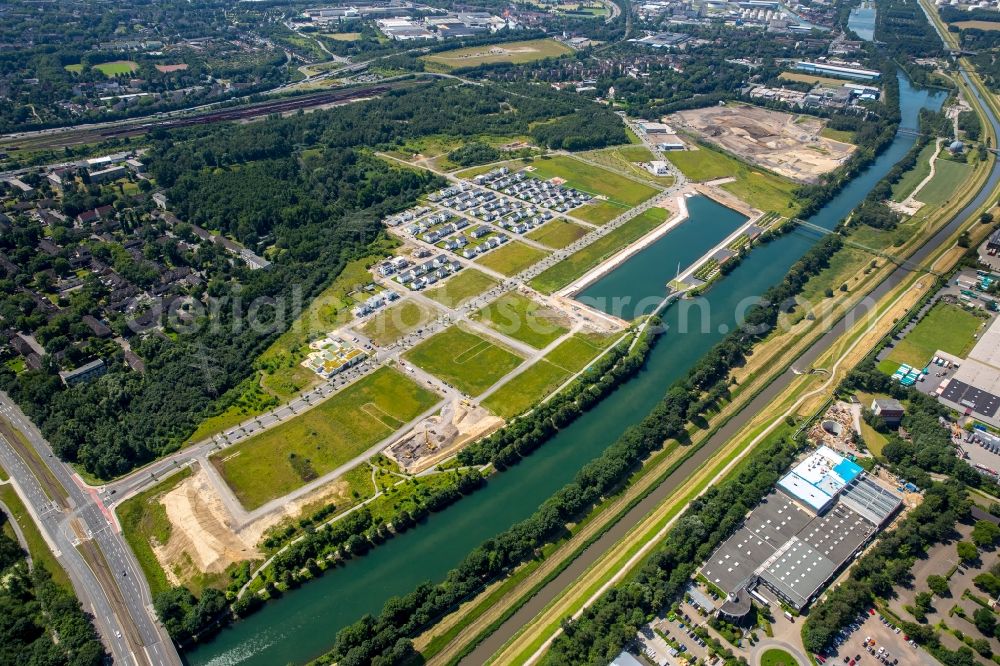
669 105 855 183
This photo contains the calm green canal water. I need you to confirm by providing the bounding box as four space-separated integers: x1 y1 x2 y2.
184 73 944 666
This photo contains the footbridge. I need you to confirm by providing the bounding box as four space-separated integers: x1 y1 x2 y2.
788 218 944 277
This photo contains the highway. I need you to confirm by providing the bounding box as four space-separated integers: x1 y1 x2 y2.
0 394 181 666
459 67 1000 666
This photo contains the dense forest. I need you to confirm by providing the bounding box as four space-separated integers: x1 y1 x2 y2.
0 511 105 665
0 81 628 479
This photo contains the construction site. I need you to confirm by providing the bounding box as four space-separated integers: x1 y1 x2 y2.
385 398 503 473
669 104 856 183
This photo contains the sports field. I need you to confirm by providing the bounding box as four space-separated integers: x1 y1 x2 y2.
423 269 499 308
526 219 590 249
359 299 440 346
94 60 139 76
665 147 798 214
883 302 984 369
403 325 525 396
211 367 440 509
482 332 619 418
472 292 570 349
915 158 973 206
422 38 573 71
476 240 550 275
530 207 668 294
528 155 659 207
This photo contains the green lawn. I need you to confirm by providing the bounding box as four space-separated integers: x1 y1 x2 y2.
116 469 193 596
527 155 659 207
530 207 668 294
64 63 84 73
94 60 139 76
421 38 573 71
0 483 70 589
760 647 800 666
482 332 618 418
915 158 973 206
403 325 525 396
891 141 936 201
423 269 499 308
884 302 984 369
472 292 570 349
359 299 440 346
820 127 856 144
476 241 550 276
573 200 630 225
526 219 590 249
665 147 798 214
212 367 440 509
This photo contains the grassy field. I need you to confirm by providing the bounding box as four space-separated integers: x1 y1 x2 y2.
94 60 139 76
779 71 849 86
527 155 659 207
472 292 570 349
573 200 630 225
423 269 499 308
760 648 799 666
0 482 70 589
884 302 984 369
117 469 193 596
325 32 362 41
403 325 525 396
891 141 937 201
916 158 974 206
530 207 668 294
954 20 1000 30
526 219 590 249
359 299 440 346
665 147 798 214
64 63 84 73
476 241 550 275
212 367 439 509
421 38 573 71
482 332 618 418
820 127 856 144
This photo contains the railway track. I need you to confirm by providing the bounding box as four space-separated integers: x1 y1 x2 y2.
97 85 395 139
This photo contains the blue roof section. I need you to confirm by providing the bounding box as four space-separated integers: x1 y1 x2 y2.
834 459 863 483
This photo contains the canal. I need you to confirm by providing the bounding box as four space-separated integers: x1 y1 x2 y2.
578 195 748 320
183 73 945 666
848 1 877 41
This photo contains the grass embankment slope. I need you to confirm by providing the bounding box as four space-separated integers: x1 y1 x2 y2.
211 367 440 510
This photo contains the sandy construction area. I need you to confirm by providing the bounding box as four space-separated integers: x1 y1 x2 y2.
386 399 502 473
670 105 855 183
152 464 355 585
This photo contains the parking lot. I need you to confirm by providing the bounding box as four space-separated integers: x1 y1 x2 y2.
817 609 936 666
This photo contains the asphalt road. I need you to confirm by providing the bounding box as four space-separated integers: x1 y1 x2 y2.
460 69 1000 666
0 394 180 666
